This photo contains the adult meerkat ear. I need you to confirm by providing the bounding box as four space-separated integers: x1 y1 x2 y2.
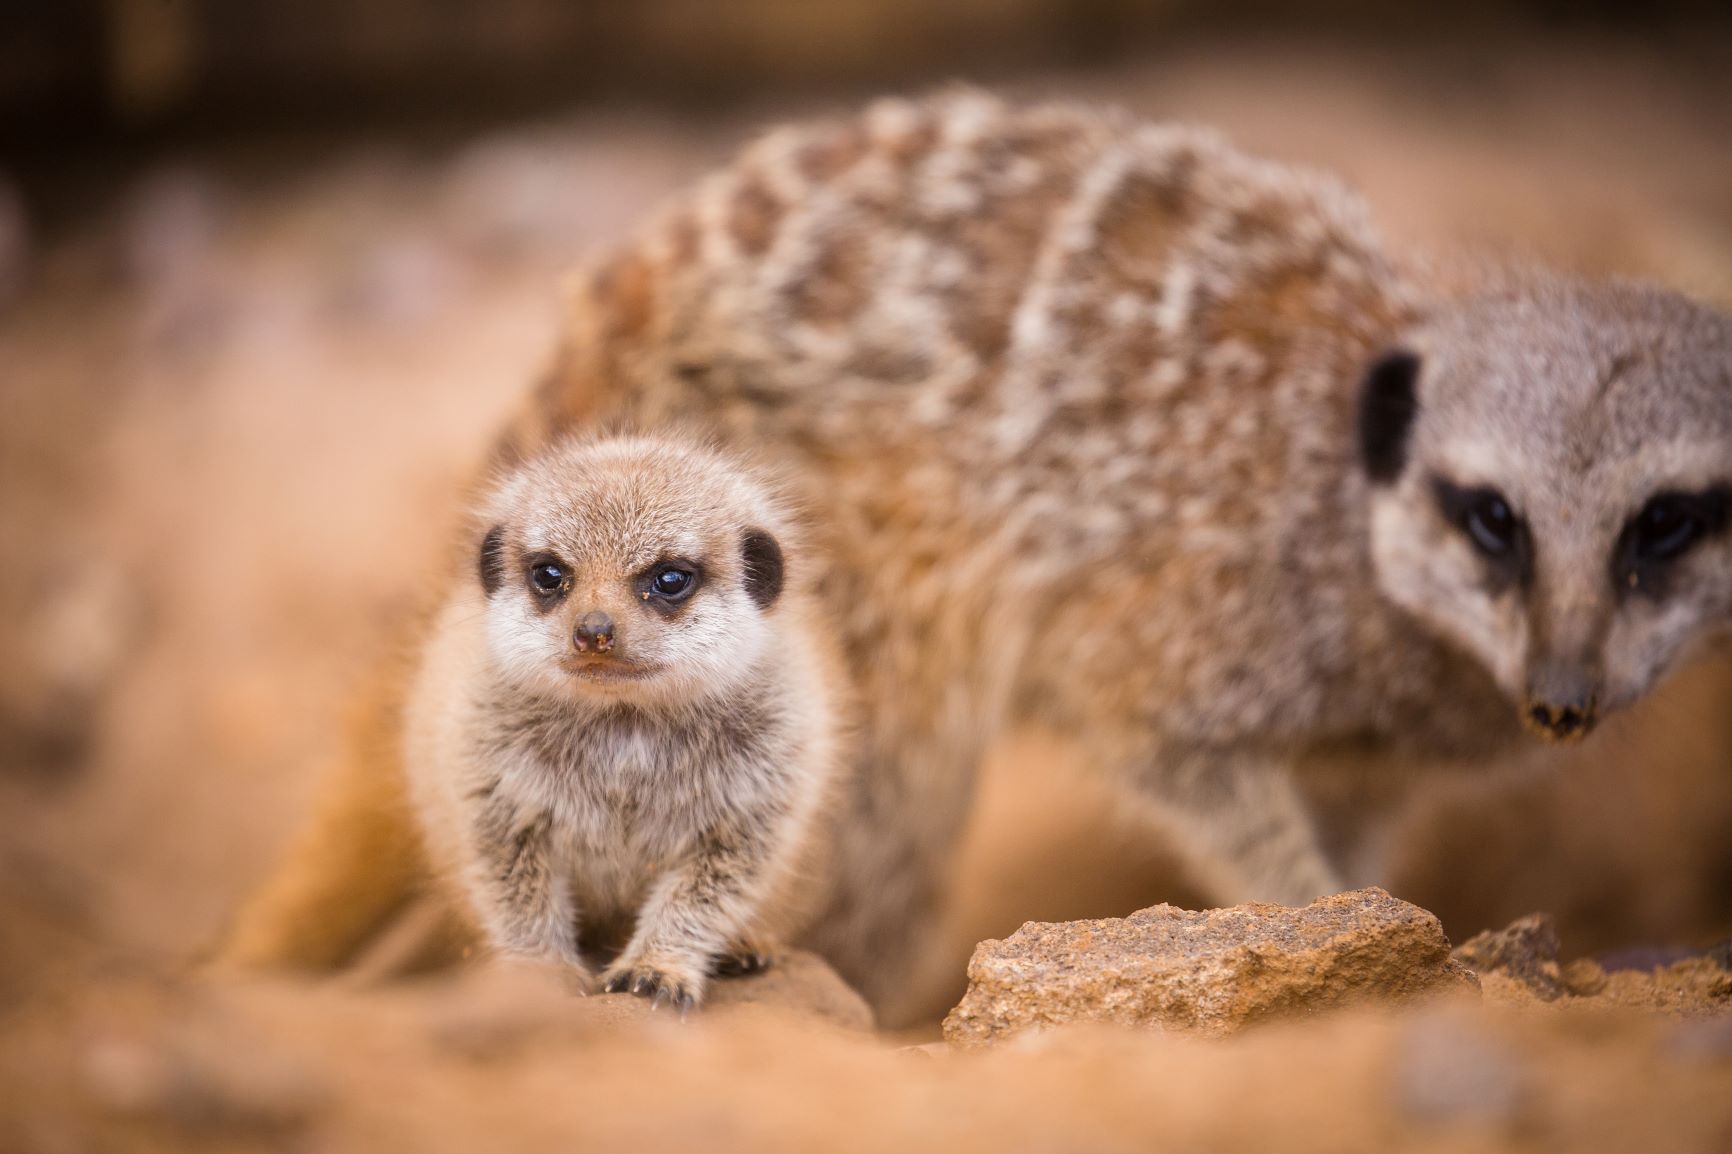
479 525 507 595
1358 348 1422 485
741 529 785 609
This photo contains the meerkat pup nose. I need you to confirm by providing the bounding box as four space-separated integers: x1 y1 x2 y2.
573 611 614 653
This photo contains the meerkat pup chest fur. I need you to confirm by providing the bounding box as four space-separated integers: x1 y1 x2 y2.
462 673 807 917
404 434 842 1011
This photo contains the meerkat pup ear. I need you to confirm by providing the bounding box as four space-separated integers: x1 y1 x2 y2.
741 529 785 608
1358 348 1423 485
479 524 508 594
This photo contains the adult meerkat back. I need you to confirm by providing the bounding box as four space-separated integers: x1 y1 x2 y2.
404 436 843 1009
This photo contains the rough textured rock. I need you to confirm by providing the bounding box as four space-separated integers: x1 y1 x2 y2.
1451 914 1565 1000
1452 915 1732 1016
943 888 1476 1047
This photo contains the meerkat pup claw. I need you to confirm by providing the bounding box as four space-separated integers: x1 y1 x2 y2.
404 435 842 1010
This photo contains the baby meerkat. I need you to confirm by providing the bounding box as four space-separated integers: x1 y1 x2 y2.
403 435 842 1010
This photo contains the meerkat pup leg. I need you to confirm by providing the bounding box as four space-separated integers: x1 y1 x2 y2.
601 823 781 1013
1130 747 1345 909
467 793 586 976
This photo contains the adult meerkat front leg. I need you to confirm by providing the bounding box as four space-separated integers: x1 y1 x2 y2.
1127 746 1345 908
799 714 991 1026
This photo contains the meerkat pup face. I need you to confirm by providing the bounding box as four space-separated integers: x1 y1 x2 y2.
474 437 789 708
1361 282 1732 741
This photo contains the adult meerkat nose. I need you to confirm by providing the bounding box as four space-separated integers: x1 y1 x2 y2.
572 611 615 654
1523 662 1599 742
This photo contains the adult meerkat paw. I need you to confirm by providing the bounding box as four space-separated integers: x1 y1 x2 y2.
602 959 704 1015
712 943 776 977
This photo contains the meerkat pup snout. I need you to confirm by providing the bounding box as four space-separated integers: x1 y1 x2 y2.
403 434 843 1011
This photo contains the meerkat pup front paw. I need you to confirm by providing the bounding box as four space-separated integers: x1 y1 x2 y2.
402 435 843 1012
711 937 776 977
601 957 705 1014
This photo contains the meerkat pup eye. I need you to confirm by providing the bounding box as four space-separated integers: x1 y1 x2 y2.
528 557 569 598
641 562 699 603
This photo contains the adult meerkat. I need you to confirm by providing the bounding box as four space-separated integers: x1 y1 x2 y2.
224 93 1732 1025
405 435 842 1009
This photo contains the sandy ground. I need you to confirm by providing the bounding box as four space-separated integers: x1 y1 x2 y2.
2 39 1730 1150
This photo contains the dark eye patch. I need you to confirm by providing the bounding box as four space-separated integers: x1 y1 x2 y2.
1612 485 1730 599
1431 476 1532 591
741 529 784 609
478 525 507 595
1358 348 1422 486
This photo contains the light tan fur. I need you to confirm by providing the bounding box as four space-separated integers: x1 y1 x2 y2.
223 93 1732 1025
405 435 842 1009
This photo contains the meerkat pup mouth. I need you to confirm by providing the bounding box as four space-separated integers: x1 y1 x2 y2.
401 434 845 1012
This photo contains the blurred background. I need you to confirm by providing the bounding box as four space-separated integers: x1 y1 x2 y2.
3 1 1732 1023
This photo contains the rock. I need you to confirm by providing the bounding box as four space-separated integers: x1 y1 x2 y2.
1451 914 1564 1000
1456 918 1732 1015
942 887 1476 1047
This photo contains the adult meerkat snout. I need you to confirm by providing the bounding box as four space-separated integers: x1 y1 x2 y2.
1361 282 1732 745
408 435 843 1011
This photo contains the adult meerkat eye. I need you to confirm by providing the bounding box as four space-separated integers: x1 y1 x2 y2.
1463 492 1519 558
1433 478 1525 563
1632 495 1705 562
528 558 569 598
1613 487 1731 597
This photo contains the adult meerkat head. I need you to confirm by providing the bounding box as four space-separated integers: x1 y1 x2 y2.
1360 281 1732 742
474 436 791 707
